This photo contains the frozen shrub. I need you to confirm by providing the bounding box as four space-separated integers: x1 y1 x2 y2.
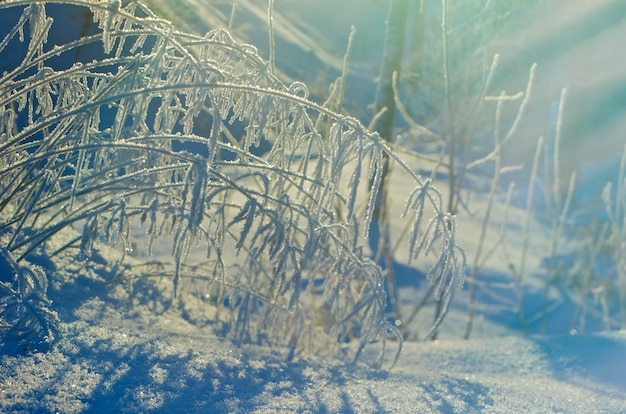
0 0 464 365
0 247 59 353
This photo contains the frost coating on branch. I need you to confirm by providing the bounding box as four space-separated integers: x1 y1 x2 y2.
0 0 464 366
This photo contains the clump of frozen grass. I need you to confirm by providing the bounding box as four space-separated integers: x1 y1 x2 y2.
562 145 626 332
0 247 59 353
602 145 626 329
0 0 464 366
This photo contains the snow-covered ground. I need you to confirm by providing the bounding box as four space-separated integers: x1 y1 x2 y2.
1 1 626 412
1 230 625 413
1 230 625 412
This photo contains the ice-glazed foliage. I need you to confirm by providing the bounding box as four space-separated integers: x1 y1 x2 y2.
0 0 464 365
0 247 59 352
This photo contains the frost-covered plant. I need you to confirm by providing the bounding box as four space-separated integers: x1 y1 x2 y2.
0 0 464 365
384 0 535 339
0 247 59 352
576 145 626 331
602 145 626 329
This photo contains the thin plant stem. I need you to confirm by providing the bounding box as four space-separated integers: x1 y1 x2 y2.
228 0 238 30
268 0 275 75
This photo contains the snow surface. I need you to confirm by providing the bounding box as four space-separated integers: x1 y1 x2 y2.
1 233 625 413
2 1 626 413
